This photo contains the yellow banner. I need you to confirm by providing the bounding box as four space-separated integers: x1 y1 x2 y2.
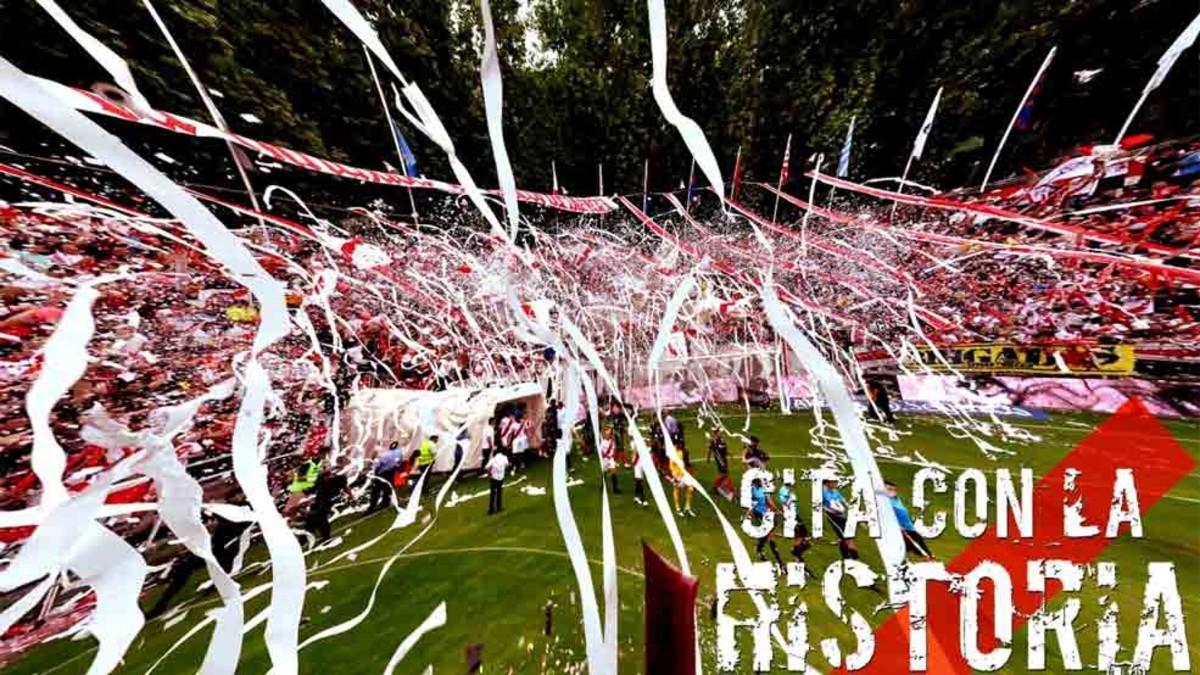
906 343 1135 376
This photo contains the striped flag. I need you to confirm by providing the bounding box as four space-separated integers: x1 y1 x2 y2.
837 116 855 178
778 134 792 185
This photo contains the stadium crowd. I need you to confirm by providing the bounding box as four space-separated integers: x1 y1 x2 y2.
0 136 1196 640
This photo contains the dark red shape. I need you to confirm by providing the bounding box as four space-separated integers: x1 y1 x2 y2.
644 540 700 675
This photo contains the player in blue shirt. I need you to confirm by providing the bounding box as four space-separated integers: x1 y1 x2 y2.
777 473 813 569
822 478 861 561
747 478 784 566
885 480 935 561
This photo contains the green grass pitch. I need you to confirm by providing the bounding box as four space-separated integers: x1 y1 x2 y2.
7 408 1199 674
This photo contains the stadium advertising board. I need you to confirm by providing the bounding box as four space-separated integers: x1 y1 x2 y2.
904 343 1136 375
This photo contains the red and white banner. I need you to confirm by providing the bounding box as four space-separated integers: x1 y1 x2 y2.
31 76 617 215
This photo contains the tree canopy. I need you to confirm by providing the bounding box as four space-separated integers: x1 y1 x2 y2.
1 0 1196 198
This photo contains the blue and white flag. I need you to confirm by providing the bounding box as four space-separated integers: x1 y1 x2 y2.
837 116 855 178
391 120 418 177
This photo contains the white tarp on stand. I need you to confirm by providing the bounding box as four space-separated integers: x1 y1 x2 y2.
343 384 545 471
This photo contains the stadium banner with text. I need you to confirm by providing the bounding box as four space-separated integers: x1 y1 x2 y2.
900 342 1136 375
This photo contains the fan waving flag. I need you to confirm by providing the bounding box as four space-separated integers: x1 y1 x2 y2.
837 116 855 178
391 120 419 177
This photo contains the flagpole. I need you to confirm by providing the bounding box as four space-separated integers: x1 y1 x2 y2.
642 159 650 213
771 133 791 224
892 88 942 221
685 159 696 215
143 0 265 233
981 47 1056 192
364 46 419 226
598 162 605 226
891 155 914 221
730 146 742 200
802 153 823 256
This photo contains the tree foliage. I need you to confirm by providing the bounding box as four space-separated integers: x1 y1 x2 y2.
0 0 1196 198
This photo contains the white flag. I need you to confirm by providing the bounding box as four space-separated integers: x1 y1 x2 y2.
1147 12 1200 92
1115 11 1200 143
910 87 942 161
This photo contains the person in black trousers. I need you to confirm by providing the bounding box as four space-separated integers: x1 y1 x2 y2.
304 460 351 542
485 449 510 515
869 382 896 425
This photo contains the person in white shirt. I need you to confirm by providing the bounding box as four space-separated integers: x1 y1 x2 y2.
504 411 530 474
600 428 620 494
485 450 510 515
482 417 497 466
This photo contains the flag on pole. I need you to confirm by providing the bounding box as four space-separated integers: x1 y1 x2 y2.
1146 12 1200 93
1015 61 1052 131
837 116 856 178
730 146 743 200
911 87 943 161
390 121 418 177
1114 11 1200 144
642 159 650 212
771 134 792 224
981 47 1057 191
551 160 560 196
778 134 793 185
684 159 696 213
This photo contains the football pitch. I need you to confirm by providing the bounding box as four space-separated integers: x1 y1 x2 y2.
8 407 1200 674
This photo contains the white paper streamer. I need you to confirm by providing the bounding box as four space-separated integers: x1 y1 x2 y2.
317 0 510 245
33 0 150 111
479 0 521 238
646 0 725 209
759 274 908 603
0 56 305 673
381 602 447 675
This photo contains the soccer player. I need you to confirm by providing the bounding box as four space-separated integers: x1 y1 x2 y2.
885 480 935 560
600 428 621 493
822 478 860 560
747 477 784 566
777 472 812 566
707 434 734 501
742 435 769 469
669 451 696 517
